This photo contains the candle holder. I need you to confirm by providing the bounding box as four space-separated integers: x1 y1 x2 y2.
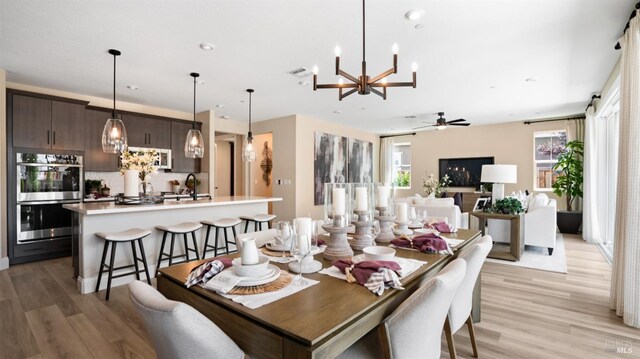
288 239 323 273
394 220 413 236
375 206 396 243
350 210 374 250
322 214 355 260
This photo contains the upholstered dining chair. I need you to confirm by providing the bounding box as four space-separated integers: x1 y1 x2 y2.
128 281 245 359
444 235 493 358
337 258 467 359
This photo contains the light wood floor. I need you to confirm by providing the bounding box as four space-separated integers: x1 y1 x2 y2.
1 235 637 358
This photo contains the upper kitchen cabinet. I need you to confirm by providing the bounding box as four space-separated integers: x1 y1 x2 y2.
121 114 171 149
84 109 120 171
11 93 86 151
171 121 201 173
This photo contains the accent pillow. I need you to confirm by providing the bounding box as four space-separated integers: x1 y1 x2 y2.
414 197 428 205
425 198 455 207
453 192 462 210
528 193 549 212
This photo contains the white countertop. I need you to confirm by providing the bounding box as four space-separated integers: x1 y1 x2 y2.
64 196 282 215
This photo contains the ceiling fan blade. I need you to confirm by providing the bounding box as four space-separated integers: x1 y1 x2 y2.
411 124 431 130
447 119 467 124
449 123 470 126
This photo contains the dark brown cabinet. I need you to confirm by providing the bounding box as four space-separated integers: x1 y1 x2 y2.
12 94 85 151
171 121 201 173
84 109 120 171
121 114 171 149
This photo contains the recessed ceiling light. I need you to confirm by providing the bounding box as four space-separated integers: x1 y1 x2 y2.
196 80 205 85
215 104 224 108
220 115 230 119
126 84 138 90
333 110 342 114
414 24 424 30
404 9 424 21
361 107 366 110
489 85 496 89
525 77 537 82
199 43 214 51
299 81 310 86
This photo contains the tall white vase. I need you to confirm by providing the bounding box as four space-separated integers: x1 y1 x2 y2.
124 169 139 197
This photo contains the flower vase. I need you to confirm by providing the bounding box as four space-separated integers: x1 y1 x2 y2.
123 169 139 197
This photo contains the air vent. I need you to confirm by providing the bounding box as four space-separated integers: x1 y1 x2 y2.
288 67 312 78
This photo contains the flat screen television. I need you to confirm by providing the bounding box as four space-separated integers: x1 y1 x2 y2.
439 156 495 190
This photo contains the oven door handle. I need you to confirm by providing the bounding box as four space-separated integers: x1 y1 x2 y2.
17 200 81 205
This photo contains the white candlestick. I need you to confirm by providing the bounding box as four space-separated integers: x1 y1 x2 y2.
377 186 389 207
332 188 346 215
396 203 408 223
355 187 368 211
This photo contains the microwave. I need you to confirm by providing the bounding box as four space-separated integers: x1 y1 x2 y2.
128 147 172 169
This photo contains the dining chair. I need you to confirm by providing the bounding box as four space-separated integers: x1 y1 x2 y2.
444 235 493 358
128 280 245 359
337 258 467 359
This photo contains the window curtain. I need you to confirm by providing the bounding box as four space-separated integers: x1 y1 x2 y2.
379 137 394 185
582 106 602 244
610 12 640 328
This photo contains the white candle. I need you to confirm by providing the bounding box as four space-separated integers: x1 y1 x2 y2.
298 234 310 253
355 187 368 211
295 217 312 240
332 188 346 215
396 203 408 223
377 186 389 207
123 169 139 197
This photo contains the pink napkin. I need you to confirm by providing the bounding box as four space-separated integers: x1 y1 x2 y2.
332 259 403 295
185 257 232 288
425 221 457 233
391 234 450 253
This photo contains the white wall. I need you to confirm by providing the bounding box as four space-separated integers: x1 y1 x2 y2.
0 69 8 269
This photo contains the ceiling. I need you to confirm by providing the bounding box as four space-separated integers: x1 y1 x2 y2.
0 0 633 134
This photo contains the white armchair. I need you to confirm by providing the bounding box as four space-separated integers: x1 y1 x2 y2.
397 196 469 229
487 193 557 255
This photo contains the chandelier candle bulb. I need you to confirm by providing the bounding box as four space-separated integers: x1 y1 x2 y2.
377 185 390 207
396 202 408 223
355 187 368 211
332 188 346 216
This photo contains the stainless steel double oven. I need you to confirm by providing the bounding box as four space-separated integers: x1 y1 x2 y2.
16 153 83 244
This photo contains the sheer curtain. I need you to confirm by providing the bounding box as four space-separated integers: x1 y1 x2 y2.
610 12 640 328
582 106 602 243
379 137 394 184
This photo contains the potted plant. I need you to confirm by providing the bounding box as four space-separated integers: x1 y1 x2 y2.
185 177 201 190
552 140 584 234
491 197 524 215
84 179 103 196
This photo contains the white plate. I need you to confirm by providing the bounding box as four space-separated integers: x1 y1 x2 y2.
413 228 440 235
352 253 397 263
235 265 281 287
266 242 290 252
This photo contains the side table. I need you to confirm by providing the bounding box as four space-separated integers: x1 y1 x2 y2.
470 211 524 261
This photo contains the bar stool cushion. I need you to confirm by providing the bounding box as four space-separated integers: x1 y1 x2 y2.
202 218 241 228
96 228 151 242
240 214 276 222
157 222 203 234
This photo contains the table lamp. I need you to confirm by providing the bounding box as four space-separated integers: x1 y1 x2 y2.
481 164 517 201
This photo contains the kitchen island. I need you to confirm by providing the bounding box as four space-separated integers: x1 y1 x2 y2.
63 196 282 294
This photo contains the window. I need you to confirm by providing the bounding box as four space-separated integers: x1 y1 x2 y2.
393 143 411 188
533 130 567 191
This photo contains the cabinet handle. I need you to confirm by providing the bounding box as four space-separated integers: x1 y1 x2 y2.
53 131 56 145
148 133 151 144
47 130 50 145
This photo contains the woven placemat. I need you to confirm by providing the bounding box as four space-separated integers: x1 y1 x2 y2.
261 247 291 257
227 270 293 295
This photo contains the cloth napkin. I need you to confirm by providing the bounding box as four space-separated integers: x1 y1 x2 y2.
332 259 404 296
391 234 452 254
184 257 232 288
426 220 457 233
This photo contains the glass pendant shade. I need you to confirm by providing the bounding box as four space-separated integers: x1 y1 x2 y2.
185 129 204 158
101 117 128 153
242 137 256 162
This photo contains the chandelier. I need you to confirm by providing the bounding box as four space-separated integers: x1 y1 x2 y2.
313 0 417 101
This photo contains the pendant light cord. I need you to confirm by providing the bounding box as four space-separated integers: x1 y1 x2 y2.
248 91 252 135
362 0 366 63
112 53 117 118
193 75 196 129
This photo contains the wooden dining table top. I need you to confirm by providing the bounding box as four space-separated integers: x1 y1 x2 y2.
157 229 481 356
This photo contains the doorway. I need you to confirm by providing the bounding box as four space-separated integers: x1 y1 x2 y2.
215 133 236 197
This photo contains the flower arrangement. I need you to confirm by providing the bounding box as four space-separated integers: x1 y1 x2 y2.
120 149 159 181
422 173 451 197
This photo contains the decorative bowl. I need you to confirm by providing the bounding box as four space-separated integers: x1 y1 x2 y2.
232 256 270 277
362 246 396 261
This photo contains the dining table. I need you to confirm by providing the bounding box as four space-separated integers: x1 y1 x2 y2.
156 228 483 359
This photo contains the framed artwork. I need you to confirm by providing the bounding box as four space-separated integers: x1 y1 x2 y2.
314 132 347 205
473 198 489 212
347 138 373 183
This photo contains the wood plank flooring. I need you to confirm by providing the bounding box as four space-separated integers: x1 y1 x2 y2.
0 234 637 358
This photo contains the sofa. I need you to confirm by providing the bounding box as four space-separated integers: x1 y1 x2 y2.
396 195 469 229
487 193 558 255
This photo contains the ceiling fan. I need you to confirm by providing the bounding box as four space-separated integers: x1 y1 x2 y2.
412 112 470 130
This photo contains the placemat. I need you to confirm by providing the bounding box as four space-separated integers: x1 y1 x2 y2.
261 247 291 257
227 270 293 295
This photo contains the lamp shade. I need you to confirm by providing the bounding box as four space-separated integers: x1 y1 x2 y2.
184 129 204 158
481 164 517 184
101 117 127 153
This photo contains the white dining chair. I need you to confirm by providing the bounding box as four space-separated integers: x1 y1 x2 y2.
444 235 493 358
337 258 467 359
128 280 245 359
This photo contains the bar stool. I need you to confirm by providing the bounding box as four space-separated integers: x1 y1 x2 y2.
95 228 152 301
201 218 241 258
156 222 202 270
240 214 277 232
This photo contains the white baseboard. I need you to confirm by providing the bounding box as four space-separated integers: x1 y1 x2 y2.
0 257 9 271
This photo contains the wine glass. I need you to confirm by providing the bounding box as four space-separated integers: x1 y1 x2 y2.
290 232 311 285
311 220 324 252
416 209 428 228
274 221 292 263
370 220 381 244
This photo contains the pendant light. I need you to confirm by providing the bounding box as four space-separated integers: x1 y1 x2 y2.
185 72 204 158
101 49 128 153
242 89 256 162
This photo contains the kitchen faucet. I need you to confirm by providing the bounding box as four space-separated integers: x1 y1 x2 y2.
186 173 197 201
